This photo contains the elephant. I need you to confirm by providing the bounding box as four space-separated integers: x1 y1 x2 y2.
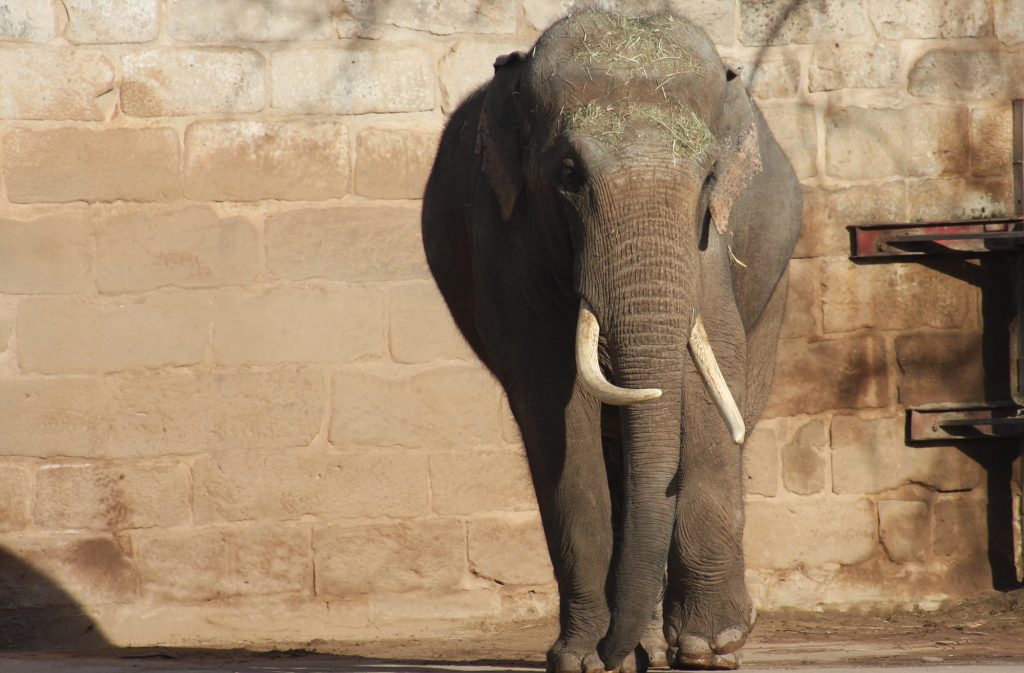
421 10 801 673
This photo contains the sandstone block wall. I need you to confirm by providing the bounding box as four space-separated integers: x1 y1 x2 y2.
0 0 1019 649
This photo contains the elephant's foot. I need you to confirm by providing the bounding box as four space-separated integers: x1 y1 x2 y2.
664 591 756 671
548 644 648 673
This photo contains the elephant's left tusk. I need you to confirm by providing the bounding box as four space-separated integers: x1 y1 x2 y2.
688 316 746 444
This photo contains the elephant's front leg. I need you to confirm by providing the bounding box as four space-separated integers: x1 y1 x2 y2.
510 381 622 673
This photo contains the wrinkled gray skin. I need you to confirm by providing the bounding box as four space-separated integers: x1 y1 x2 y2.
422 11 800 673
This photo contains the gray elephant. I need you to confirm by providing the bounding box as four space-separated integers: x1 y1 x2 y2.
422 10 801 672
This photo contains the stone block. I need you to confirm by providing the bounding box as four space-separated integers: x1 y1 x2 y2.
809 43 898 92
831 415 985 494
193 450 429 523
18 293 209 374
0 46 113 120
932 496 987 557
0 212 93 293
764 336 889 417
0 0 55 41
0 465 30 532
971 107 1013 177
907 178 1012 223
369 590 502 625
331 365 503 449
95 204 260 292
468 515 552 585
266 205 428 282
758 102 817 179
271 46 435 115
134 523 313 600
430 451 536 515
995 0 1024 45
895 333 985 406
121 48 264 116
167 0 333 41
744 498 877 569
781 418 828 495
0 377 108 458
355 127 439 199
439 37 532 112
212 286 385 365
339 0 515 34
909 50 1024 101
780 258 818 339
184 121 349 201
746 59 801 99
315 520 465 595
822 258 976 334
3 127 180 203
522 0 573 30
0 534 139 607
878 500 929 563
390 283 476 364
740 0 867 46
826 106 968 180
741 421 779 497
798 182 906 259
870 0 990 40
33 461 190 531
65 0 159 43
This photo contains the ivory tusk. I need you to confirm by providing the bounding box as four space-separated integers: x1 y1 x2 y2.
688 316 746 444
575 301 663 405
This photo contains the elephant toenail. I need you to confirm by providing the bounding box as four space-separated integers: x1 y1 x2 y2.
749 606 758 627
713 628 746 654
582 652 605 673
552 652 582 673
680 635 713 656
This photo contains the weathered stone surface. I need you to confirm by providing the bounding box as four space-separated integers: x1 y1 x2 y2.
272 46 435 114
266 205 427 282
765 336 889 417
746 59 801 99
831 416 985 494
909 50 1024 100
0 377 107 458
809 43 898 91
971 107 1013 177
0 465 30 532
355 127 439 199
759 102 817 178
781 418 828 495
315 520 465 595
439 37 532 112
390 283 475 364
212 286 385 365
744 498 877 569
167 0 333 41
469 515 552 585
740 0 867 46
995 0 1024 45
134 523 312 600
822 259 976 334
339 0 515 34
3 127 181 203
870 0 990 40
65 0 159 43
33 461 190 530
185 121 348 201
0 0 56 41
741 421 779 497
0 534 139 607
878 500 928 563
430 451 536 515
95 204 259 292
331 365 503 448
0 212 93 293
826 106 968 179
0 47 113 120
780 258 818 339
193 450 429 523
18 293 209 374
522 0 573 30
798 182 906 258
369 589 502 625
932 496 987 557
895 333 985 406
907 178 1012 222
121 49 265 116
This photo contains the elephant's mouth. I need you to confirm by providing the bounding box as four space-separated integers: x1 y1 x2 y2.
575 299 745 443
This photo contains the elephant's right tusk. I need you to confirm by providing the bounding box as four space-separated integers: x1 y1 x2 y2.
575 301 663 405
688 316 746 444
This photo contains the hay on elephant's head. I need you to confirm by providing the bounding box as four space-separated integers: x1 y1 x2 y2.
563 100 715 162
572 13 705 82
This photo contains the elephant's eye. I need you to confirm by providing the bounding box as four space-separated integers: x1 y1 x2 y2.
557 158 584 193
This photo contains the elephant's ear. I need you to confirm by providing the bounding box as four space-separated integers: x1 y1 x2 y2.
476 51 527 223
709 75 763 236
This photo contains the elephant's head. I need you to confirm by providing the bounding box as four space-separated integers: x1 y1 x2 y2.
476 12 759 667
